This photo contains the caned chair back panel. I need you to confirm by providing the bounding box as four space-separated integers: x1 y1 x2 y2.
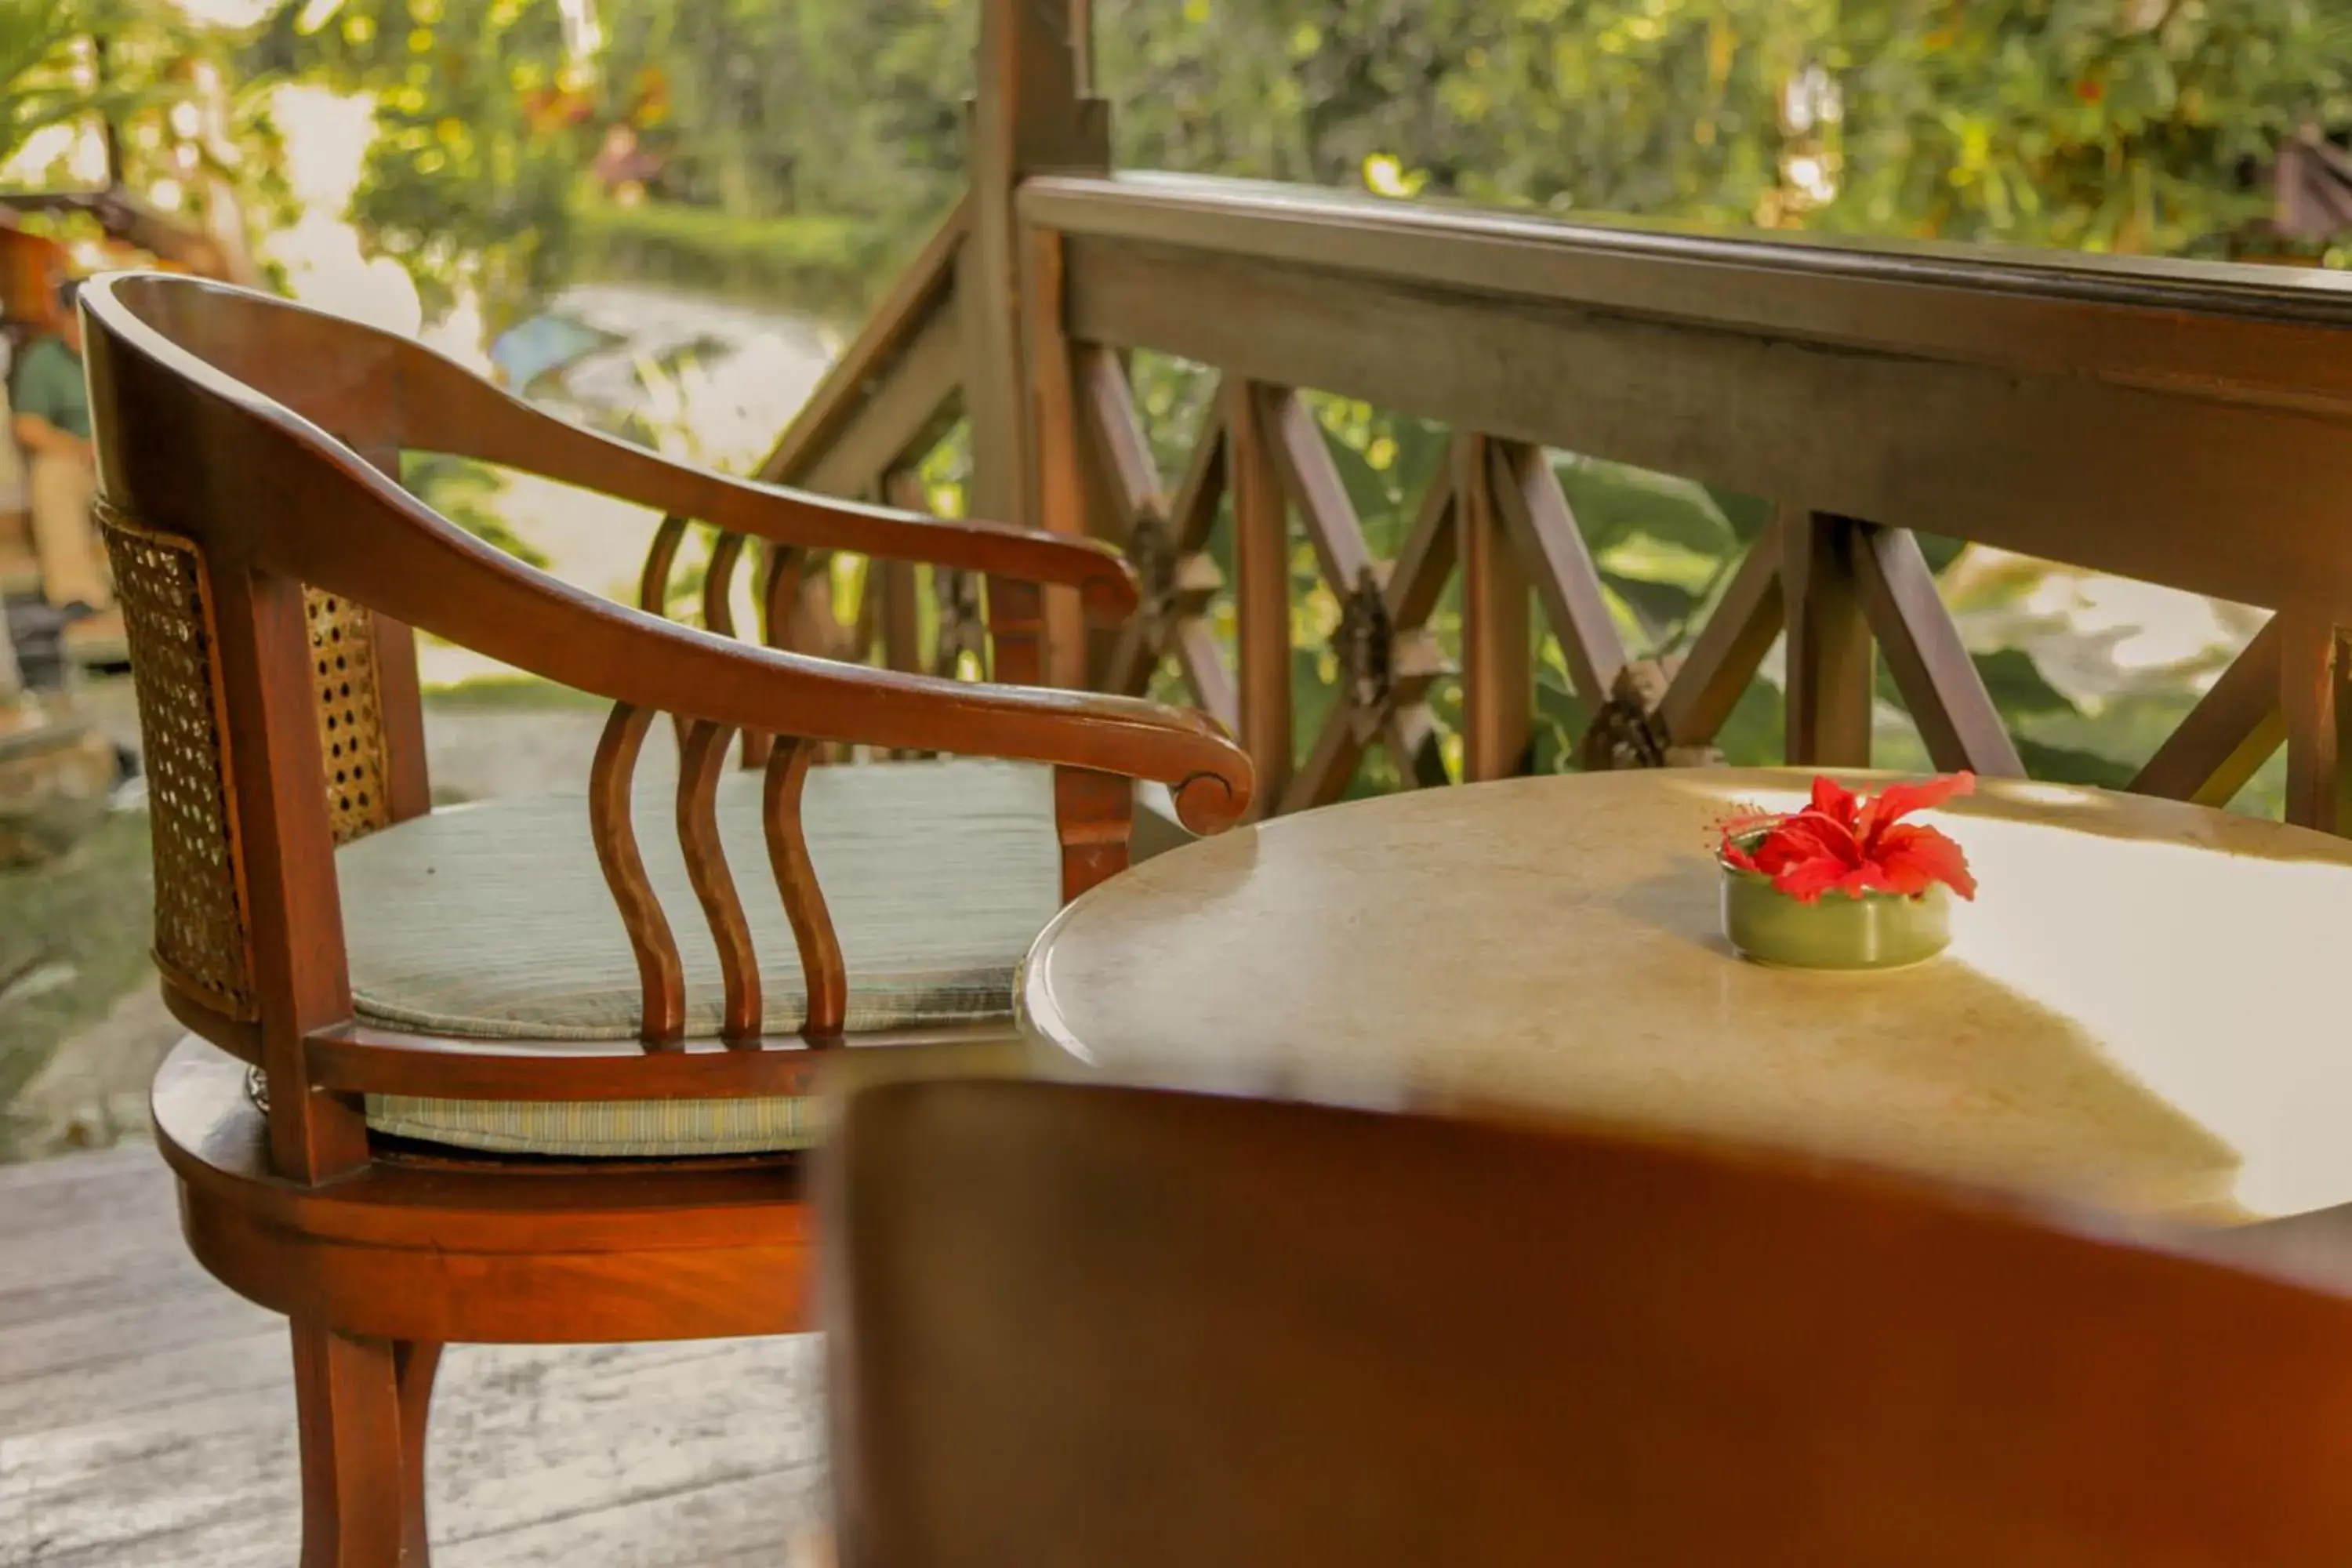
303 585 401 844
96 363 423 1025
826 1080 2352 1568
103 505 259 1018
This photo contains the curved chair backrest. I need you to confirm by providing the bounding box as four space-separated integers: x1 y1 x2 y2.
826 1080 2352 1568
84 274 1248 1181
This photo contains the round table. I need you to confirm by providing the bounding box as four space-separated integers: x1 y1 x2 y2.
1018 768 2352 1226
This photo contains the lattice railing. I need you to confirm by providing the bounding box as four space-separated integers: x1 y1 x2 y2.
698 0 2352 837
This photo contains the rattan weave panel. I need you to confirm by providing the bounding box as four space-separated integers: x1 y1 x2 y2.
98 503 258 1021
304 588 394 844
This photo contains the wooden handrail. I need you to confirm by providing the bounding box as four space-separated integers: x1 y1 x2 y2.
1022 171 2352 409
1023 170 2352 630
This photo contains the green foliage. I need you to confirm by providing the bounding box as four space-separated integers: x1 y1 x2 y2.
266 0 2323 815
599 0 970 230
401 450 550 568
1825 0 2352 254
0 0 106 172
249 0 590 329
569 197 885 310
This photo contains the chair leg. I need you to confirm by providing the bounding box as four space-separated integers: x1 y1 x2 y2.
292 1322 442 1567
395 1340 444 1563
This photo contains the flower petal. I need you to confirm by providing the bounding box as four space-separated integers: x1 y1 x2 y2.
1769 852 1853 903
1859 771 1976 846
1870 823 1977 900
1809 775 1860 832
1764 811 1861 869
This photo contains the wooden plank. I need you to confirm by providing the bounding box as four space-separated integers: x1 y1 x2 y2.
1059 234 2352 625
799 293 965 503
0 1155 834 1568
1384 701 1453 789
1071 345 1170 692
1225 379 1294 813
1076 344 1163 521
1853 524 2025 777
1102 408 1231 701
2132 618 2285 806
1168 399 1229 555
448 1471 824 1568
1172 618 1239 738
1657 510 1785 750
1283 703 1367 815
1486 441 1625 706
1019 224 1093 687
876 474 927 678
1258 387 1374 590
0 1149 166 1241
760 195 967 488
0 1274 270 1385
1024 170 2352 412
1781 511 1875 767
1457 434 1531 782
1162 413 1237 732
965 0 1107 534
1384 470 1456 631
2280 610 2352 835
0 1324 288 1437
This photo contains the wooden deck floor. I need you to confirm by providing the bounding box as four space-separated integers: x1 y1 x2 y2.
0 1145 828 1566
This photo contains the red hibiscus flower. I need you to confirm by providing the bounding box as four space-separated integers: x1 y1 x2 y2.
1720 773 1978 904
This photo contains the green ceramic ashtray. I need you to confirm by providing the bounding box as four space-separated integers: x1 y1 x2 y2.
1714 775 1978 971
1719 848 1952 971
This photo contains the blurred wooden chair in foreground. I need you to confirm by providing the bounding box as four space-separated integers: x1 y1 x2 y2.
83 272 1250 1567
826 1080 2352 1568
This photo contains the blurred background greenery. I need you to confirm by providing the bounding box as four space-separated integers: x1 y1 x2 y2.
14 0 2346 813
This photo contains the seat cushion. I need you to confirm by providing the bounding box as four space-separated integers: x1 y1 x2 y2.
360 1031 1033 1157
335 758 1066 1156
339 758 1064 1041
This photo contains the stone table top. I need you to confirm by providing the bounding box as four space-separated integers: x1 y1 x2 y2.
1018 768 2352 1225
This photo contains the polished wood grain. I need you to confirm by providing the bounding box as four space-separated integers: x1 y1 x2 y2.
1022 767 2352 1226
1007 167 2352 822
762 735 848 1043
1225 379 1293 815
2132 616 2285 806
588 701 686 1046
678 716 761 1041
1850 522 2024 778
759 194 968 491
1656 509 1784 751
1780 511 1874 768
1487 437 1624 718
1457 433 1530 782
829 1079 2352 1568
85 264 1248 1568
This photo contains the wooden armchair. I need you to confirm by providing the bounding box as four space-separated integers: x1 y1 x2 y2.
83 272 1251 1568
829 1080 2352 1567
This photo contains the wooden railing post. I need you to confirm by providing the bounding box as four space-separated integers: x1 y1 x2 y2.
1459 434 1533 782
1782 510 1875 768
968 0 1108 684
1228 379 1294 815
2280 609 2352 834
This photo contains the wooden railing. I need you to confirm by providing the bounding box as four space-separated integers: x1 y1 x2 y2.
688 0 2352 835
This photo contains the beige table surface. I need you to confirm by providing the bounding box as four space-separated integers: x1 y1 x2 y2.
1018 768 2352 1226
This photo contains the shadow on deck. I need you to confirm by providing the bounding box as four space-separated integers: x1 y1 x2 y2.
0 1145 829 1566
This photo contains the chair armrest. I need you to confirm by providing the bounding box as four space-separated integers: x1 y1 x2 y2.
268 437 1248 830
391 339 1141 622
